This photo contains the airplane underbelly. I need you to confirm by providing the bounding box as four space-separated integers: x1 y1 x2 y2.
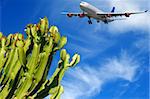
87 11 99 19
84 9 103 19
81 6 97 17
80 6 104 20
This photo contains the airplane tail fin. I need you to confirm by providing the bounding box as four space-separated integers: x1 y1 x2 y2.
111 7 115 13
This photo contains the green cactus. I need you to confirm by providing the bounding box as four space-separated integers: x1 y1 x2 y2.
0 17 80 99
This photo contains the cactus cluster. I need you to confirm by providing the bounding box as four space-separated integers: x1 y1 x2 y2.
0 17 80 99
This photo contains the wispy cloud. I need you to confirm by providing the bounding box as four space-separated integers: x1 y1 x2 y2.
44 0 149 34
61 51 140 99
67 33 116 60
134 36 149 53
41 0 148 98
91 0 149 34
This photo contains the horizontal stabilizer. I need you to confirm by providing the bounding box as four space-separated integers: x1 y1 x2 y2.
113 18 126 20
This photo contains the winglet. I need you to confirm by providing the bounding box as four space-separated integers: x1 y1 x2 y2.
61 12 68 15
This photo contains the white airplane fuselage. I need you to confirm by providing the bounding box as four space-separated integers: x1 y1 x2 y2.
80 2 113 23
62 1 147 24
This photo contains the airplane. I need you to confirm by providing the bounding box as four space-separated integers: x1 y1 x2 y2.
61 1 148 24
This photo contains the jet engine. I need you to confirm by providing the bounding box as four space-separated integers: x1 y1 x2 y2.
107 14 112 17
78 13 85 18
67 13 73 17
125 13 130 17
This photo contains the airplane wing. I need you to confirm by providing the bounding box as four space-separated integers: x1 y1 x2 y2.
96 10 148 17
61 12 88 18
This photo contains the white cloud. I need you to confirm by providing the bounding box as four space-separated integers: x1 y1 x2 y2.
92 0 150 34
42 0 148 98
66 27 116 60
134 36 149 53
61 51 139 99
45 0 149 34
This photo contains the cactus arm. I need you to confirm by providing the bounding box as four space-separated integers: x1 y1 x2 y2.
14 42 41 97
31 24 38 38
49 26 60 44
6 34 13 47
0 47 18 85
54 36 67 51
40 19 46 34
10 60 22 80
33 49 80 98
69 54 80 67
14 73 33 98
23 37 31 54
35 53 50 81
0 48 15 84
32 67 61 98
16 40 26 66
28 37 54 95
0 49 6 72
3 40 27 98
0 37 7 72
27 42 40 74
0 18 80 99
50 85 64 99
0 32 3 38
0 60 22 98
0 79 11 99
40 17 49 35
0 39 16 77
28 52 49 93
10 40 25 80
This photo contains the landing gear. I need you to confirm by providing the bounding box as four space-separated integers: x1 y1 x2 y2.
88 17 92 24
104 20 108 24
88 20 92 24
97 20 100 23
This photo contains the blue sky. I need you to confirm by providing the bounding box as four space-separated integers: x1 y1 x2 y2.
0 0 149 99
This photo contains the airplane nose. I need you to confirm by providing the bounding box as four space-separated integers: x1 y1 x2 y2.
80 1 88 7
80 2 83 5
80 2 85 7
80 3 83 7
